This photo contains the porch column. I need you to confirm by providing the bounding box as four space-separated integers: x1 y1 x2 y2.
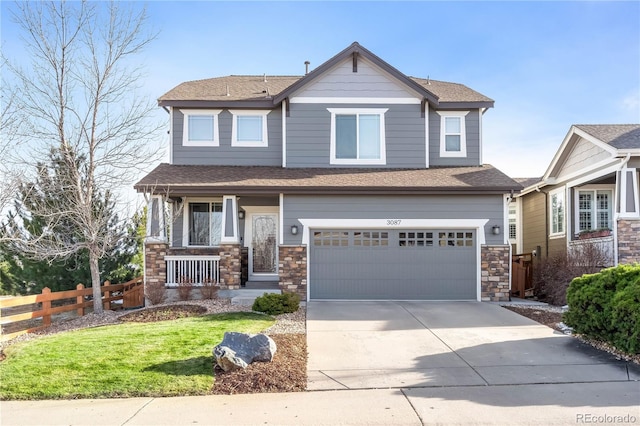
220 195 240 244
145 195 166 243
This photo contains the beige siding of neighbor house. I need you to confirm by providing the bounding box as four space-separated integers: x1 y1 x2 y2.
557 137 610 180
521 191 548 257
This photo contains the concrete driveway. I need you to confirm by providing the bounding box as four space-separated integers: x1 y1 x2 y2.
307 301 639 390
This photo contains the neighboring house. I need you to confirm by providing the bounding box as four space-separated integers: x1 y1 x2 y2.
514 124 640 265
134 42 521 302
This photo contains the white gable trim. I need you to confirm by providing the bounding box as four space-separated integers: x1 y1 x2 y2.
290 97 420 104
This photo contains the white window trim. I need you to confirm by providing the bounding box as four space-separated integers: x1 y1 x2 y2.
180 109 221 147
574 185 614 234
230 109 270 147
327 107 388 165
549 188 566 237
181 197 224 248
437 111 469 158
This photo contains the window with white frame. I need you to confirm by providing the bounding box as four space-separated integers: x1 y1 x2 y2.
577 189 612 232
181 109 221 146
328 108 387 165
437 111 469 157
230 110 270 147
550 189 565 235
188 201 223 246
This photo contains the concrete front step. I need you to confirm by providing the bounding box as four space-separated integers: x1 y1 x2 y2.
244 281 280 290
218 288 282 306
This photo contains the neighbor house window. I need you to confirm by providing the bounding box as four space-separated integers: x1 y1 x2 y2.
550 189 565 235
181 109 221 146
437 111 469 157
508 205 517 241
328 108 387 165
577 189 612 233
188 202 223 246
230 110 270 147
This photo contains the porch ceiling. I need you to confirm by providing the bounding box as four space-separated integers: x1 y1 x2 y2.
134 163 522 196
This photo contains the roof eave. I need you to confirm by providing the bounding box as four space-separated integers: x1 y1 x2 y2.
158 99 278 108
437 101 495 110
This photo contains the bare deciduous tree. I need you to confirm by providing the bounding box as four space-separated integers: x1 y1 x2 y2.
1 1 161 312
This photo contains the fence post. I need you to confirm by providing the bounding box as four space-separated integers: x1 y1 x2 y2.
76 284 85 317
41 287 52 327
103 280 111 311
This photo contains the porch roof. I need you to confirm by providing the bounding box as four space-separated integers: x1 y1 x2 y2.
134 164 522 195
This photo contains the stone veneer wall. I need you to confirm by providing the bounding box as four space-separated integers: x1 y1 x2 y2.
279 245 307 299
617 219 640 264
144 242 168 289
481 245 510 302
218 244 241 289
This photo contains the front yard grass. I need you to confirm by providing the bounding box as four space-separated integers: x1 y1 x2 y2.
0 312 274 400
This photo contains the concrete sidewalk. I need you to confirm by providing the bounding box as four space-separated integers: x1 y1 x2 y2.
3 382 639 426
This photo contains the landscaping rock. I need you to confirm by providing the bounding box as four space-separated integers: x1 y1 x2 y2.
213 332 277 372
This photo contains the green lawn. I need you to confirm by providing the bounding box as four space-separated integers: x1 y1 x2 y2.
0 312 274 400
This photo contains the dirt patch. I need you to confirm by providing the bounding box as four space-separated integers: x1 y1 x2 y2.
503 306 563 330
212 334 307 394
118 304 207 323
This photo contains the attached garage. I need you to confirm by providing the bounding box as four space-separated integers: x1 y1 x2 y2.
309 229 477 300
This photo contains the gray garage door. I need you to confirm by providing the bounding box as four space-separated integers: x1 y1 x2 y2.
310 229 476 300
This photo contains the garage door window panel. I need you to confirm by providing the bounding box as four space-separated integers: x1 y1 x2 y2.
353 231 388 247
399 231 434 247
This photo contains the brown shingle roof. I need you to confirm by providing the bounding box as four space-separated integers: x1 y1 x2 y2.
134 164 522 195
158 75 492 105
513 177 542 188
574 124 640 150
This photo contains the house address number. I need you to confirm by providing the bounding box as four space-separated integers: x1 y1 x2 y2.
386 219 402 226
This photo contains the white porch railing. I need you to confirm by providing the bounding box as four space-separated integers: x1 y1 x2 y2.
165 255 220 286
569 236 615 267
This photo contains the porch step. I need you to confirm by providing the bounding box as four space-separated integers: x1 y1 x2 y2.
243 281 280 290
218 288 282 306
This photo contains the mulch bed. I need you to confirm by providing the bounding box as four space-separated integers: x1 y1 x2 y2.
503 306 563 330
118 304 207 322
212 334 307 394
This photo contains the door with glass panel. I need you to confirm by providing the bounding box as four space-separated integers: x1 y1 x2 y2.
247 212 278 281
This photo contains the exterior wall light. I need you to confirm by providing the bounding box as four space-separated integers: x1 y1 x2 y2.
291 225 299 235
492 225 501 235
238 210 245 220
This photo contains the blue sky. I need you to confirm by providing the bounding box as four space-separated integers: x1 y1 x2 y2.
2 1 639 178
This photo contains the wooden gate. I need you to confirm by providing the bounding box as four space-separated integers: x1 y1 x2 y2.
511 253 533 299
122 277 144 308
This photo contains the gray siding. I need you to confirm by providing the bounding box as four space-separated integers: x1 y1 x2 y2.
558 137 610 179
286 103 426 168
172 108 283 166
429 109 481 167
282 194 504 245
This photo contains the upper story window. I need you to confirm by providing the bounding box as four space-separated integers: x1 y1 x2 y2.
230 110 270 147
181 109 221 146
549 188 565 236
327 108 388 165
576 189 612 233
437 111 469 158
188 201 223 246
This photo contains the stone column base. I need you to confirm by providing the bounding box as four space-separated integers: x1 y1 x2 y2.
279 245 307 299
481 245 510 302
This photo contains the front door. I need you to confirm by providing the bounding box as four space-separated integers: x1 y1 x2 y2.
247 212 278 281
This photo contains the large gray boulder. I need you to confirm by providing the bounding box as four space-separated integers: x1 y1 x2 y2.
213 332 277 372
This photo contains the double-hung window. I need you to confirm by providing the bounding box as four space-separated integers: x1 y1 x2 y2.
437 111 469 157
187 201 223 246
181 109 221 146
328 108 387 165
230 110 270 147
550 188 565 236
576 189 612 232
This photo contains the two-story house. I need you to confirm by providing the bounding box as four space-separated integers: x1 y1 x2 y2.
135 42 521 302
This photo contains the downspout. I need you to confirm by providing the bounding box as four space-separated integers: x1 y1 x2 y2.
613 153 632 266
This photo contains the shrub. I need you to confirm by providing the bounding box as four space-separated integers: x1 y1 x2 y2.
200 278 218 300
145 281 166 306
533 241 610 306
252 292 300 315
177 276 193 301
564 264 640 354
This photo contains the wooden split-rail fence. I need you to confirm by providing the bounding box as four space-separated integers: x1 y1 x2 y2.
0 276 144 341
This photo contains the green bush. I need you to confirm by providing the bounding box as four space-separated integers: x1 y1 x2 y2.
252 292 300 315
564 264 640 354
